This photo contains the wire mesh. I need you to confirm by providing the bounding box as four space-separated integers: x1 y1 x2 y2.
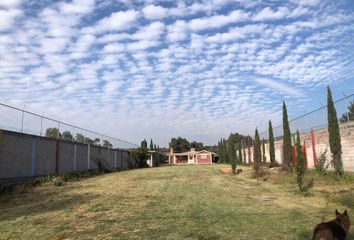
0 102 138 149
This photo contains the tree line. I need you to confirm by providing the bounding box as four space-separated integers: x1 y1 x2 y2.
251 86 346 191
44 128 112 147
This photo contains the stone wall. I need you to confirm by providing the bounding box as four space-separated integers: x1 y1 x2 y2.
0 130 133 181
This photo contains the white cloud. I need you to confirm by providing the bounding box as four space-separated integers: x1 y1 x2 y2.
59 0 95 15
253 78 302 96
167 20 189 42
253 7 290 21
95 10 139 33
189 9 250 31
0 0 21 8
296 0 321 7
132 21 165 41
142 4 167 20
0 8 22 31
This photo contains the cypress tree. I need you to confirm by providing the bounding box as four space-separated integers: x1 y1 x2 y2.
228 140 236 165
243 139 246 163
247 138 251 163
282 101 292 171
327 86 344 175
150 139 154 151
268 120 276 167
253 129 261 180
295 130 306 191
238 143 243 163
262 138 266 163
230 143 237 173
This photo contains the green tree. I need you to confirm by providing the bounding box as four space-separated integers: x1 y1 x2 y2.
227 139 236 165
295 130 306 191
150 139 154 151
262 139 266 163
45 128 61 139
62 131 73 141
282 101 292 171
340 100 354 123
253 129 261 180
191 141 204 151
131 147 148 168
169 137 191 153
103 140 112 147
327 86 344 175
141 139 148 149
94 138 101 145
243 139 246 163
230 144 237 174
238 143 242 163
268 120 276 167
247 137 252 163
75 133 85 143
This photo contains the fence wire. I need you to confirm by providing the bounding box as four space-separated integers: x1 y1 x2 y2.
259 93 354 141
0 102 138 149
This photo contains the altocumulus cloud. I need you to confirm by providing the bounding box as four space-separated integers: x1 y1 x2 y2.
0 0 354 146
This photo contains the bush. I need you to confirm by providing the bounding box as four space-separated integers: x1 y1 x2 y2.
316 149 329 175
51 176 64 187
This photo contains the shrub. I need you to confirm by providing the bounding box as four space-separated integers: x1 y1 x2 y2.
52 176 64 187
316 149 329 175
295 130 306 191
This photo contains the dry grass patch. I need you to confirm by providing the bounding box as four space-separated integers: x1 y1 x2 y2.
0 165 353 239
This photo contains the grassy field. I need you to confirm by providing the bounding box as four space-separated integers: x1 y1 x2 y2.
0 165 353 240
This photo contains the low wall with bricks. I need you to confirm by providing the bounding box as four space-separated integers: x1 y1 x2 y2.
243 122 354 172
0 129 133 181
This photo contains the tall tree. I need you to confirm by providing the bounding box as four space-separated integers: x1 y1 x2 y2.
340 100 354 123
227 139 236 165
191 141 204 151
169 137 191 153
295 130 306 191
268 120 276 167
327 86 344 175
103 140 112 147
247 137 251 163
62 131 73 141
141 139 148 149
282 101 292 171
253 129 261 180
75 133 85 143
230 144 237 174
243 139 246 163
150 139 154 151
45 128 61 139
238 143 243 163
262 139 266 163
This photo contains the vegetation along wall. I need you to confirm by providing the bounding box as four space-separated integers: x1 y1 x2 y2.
245 122 354 172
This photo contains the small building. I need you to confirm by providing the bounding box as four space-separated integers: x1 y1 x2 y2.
168 148 215 165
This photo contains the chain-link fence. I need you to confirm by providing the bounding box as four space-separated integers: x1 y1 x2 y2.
259 93 354 141
0 102 138 149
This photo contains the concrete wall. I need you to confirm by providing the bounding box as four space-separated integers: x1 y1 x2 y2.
246 122 354 172
0 130 132 181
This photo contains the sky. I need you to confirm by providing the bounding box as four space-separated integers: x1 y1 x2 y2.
0 0 354 147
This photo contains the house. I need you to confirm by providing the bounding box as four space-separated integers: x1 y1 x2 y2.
168 148 215 165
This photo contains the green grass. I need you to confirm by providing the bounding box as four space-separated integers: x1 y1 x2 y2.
0 165 353 240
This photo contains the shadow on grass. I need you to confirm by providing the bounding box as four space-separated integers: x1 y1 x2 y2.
0 184 99 222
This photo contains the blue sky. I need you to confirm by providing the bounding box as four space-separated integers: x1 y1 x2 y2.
0 0 354 146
